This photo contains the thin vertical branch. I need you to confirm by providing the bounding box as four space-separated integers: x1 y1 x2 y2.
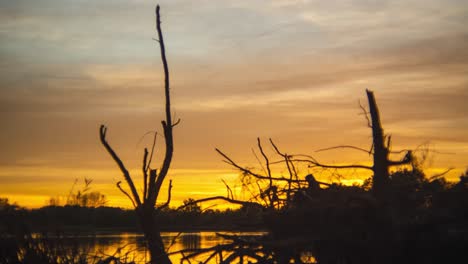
143 148 149 201
221 179 234 199
157 179 173 210
149 5 175 207
146 132 158 172
251 148 267 176
270 139 295 202
257 138 272 186
257 138 274 208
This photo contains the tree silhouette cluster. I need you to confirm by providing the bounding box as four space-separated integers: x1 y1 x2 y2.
178 91 468 264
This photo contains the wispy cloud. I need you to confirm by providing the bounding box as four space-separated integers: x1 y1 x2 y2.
1 0 467 207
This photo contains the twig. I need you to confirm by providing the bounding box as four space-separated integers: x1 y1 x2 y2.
100 125 141 206
177 196 261 211
290 158 373 171
316 145 372 155
116 181 137 208
216 148 267 179
143 148 149 200
256 138 275 207
158 179 173 210
359 100 371 128
257 138 273 186
146 132 158 172
221 179 234 199
66 178 78 205
172 118 181 127
251 148 267 176
429 168 454 180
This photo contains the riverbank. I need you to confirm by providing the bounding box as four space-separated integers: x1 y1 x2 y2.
1 204 267 235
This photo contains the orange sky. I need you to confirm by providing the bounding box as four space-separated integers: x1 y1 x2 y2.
1 0 468 209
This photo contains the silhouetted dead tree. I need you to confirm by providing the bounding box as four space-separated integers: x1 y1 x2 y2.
214 139 326 210
366 89 413 197
275 90 413 199
290 89 413 199
212 90 413 208
99 5 176 264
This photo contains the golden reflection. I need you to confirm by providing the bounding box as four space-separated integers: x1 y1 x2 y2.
77 232 268 264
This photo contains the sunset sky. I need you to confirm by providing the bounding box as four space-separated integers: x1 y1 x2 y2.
1 0 468 208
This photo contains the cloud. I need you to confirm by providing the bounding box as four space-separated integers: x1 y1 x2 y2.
1 0 468 207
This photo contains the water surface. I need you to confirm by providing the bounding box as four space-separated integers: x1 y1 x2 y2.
70 231 266 263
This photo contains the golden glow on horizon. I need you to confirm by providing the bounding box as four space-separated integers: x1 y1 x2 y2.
2 165 465 209
1 0 468 210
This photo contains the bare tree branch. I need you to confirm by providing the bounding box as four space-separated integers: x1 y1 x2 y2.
359 99 371 128
172 118 181 127
316 145 372 155
388 150 412 166
270 139 296 202
269 138 286 157
116 181 137 208
146 132 158 172
143 148 149 201
215 148 267 179
257 138 274 207
255 181 270 207
177 196 261 210
290 158 373 170
157 179 173 210
149 5 175 207
217 148 327 186
100 125 141 206
257 138 273 182
221 179 234 200
251 148 267 176
429 168 454 180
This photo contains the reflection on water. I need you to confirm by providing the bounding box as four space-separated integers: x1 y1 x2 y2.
62 231 265 263
180 232 201 250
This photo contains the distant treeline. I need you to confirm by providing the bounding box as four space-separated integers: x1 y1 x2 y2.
0 201 264 233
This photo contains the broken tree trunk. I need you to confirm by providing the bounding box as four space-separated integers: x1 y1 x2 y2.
367 89 414 199
366 89 390 197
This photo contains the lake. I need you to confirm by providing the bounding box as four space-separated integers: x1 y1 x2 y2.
60 231 267 263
